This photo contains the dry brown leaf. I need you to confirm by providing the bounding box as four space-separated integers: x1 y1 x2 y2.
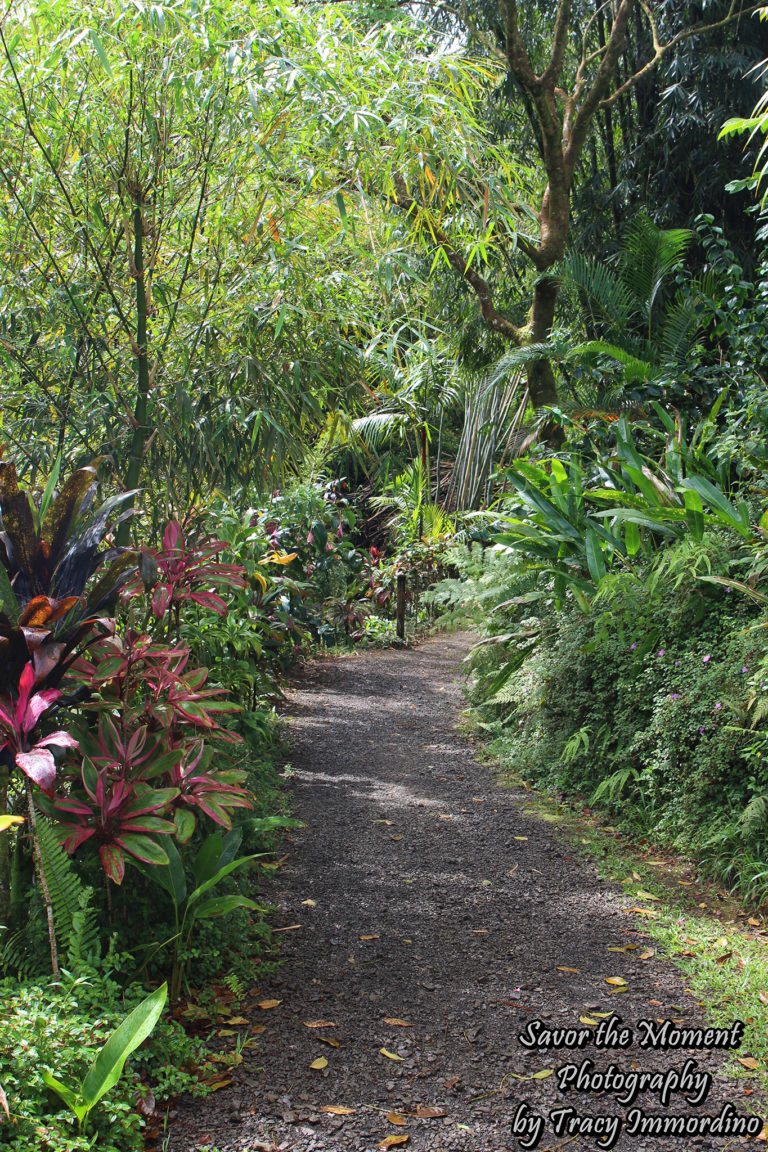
412 1106 447 1118
302 899 317 907
257 999 281 1010
607 946 630 953
205 1077 233 1091
639 949 655 960
373 820 395 826
635 890 660 901
748 917 761 927
224 1016 250 1026
557 966 581 973
387 1112 407 1125
605 977 627 986
715 952 733 965
472 929 489 934
310 1057 328 1070
757 1124 767 1142
380 1048 404 1061
251 1024 266 1035
758 991 768 1006
217 1029 237 1037
320 1106 355 1116
304 1020 336 1028
391 836 403 842
632 871 642 881
514 836 528 841
383 1018 412 1027
630 908 658 917
360 935 380 941
738 1056 759 1070
439 814 452 819
318 1036 340 1048
378 1135 409 1150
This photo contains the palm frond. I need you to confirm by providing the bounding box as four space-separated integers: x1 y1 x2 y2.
622 216 693 317
560 251 634 332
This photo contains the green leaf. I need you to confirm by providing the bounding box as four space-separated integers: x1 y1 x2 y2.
192 894 260 921
682 489 704 542
173 807 196 845
81 984 167 1108
585 527 607 584
117 834 170 866
42 1071 88 1123
0 563 20 621
679 476 751 538
187 854 263 909
624 519 640 556
89 30 113 77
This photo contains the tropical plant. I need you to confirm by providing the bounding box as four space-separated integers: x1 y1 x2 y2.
42 982 167 1131
139 829 263 1000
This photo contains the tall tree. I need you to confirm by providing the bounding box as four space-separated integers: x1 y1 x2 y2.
387 0 760 422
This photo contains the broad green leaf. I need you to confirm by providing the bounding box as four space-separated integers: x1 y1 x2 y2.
42 1071 88 1122
192 894 260 921
585 527 607 584
81 984 167 1108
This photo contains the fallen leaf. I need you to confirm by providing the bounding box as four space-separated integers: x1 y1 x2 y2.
639 949 655 960
257 999 281 1010
360 935 380 941
514 836 528 841
320 1106 355 1115
383 1018 412 1027
698 902 707 908
605 977 627 986
532 1069 554 1079
757 1124 767 1142
412 1106 447 1118
378 1135 409 1150
439 814 452 819
302 899 317 907
310 1057 328 1070
715 952 733 965
758 991 768 1006
250 1024 266 1035
391 836 403 842
580 1016 599 1025
591 1012 614 1019
632 871 642 881
304 1021 336 1029
223 1016 250 1026
635 890 660 901
204 1077 233 1091
748 917 761 927
387 1111 407 1125
380 1048 404 1061
472 929 489 934
318 1036 340 1047
217 1029 237 1037
557 966 581 973
630 907 658 917
607 946 630 953
373 820 395 826
648 999 662 1006
738 1056 759 1070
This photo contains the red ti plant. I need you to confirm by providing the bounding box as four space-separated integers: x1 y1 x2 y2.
44 630 252 880
0 662 77 795
127 519 246 635
46 759 178 885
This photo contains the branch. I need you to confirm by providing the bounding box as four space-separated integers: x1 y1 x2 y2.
564 0 635 172
542 0 573 87
601 1 762 109
496 0 540 92
391 174 523 343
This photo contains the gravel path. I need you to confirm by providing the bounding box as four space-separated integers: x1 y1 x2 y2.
168 632 764 1152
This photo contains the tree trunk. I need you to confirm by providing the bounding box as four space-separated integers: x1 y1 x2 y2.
0 759 9 927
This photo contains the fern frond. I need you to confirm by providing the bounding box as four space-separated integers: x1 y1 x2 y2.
37 819 100 969
740 793 768 838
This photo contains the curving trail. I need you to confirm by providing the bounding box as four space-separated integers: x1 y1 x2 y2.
170 632 761 1152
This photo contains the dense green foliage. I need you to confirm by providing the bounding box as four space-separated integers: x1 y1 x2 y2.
4 0 768 1145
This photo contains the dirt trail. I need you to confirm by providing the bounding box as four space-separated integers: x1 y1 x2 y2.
170 632 763 1152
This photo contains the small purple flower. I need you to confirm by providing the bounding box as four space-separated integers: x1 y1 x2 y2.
674 660 680 666
658 649 665 657
703 655 711 664
715 702 722 710
630 643 636 650
671 694 679 701
699 726 706 735
742 666 749 673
